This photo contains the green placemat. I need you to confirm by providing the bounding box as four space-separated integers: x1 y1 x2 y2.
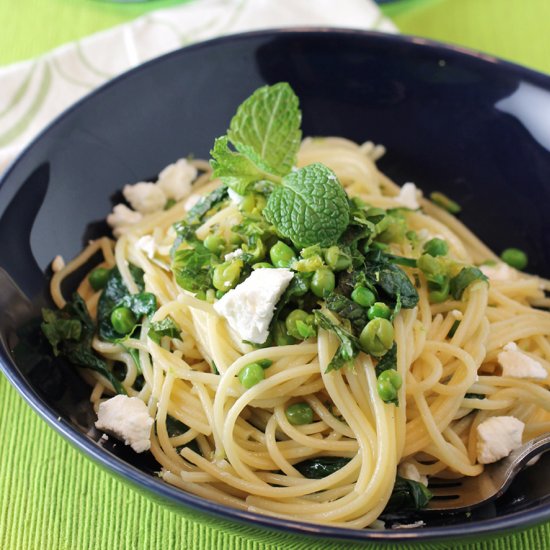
2 375 550 550
2 1 550 549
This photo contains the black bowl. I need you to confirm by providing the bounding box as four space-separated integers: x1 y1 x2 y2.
1 29 550 544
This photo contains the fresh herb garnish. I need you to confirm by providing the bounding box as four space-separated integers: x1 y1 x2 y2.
41 293 126 394
383 476 433 513
294 456 352 479
148 317 182 345
263 163 350 248
211 83 302 194
97 266 157 342
314 311 361 372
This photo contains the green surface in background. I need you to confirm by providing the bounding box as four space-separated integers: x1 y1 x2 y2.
385 0 550 75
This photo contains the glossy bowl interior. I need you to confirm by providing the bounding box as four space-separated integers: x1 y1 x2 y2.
1 29 550 544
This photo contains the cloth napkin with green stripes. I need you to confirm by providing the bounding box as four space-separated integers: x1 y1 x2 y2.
0 0 394 172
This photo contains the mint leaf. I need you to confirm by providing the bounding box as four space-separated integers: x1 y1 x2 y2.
210 137 269 195
227 82 301 176
148 317 182 344
263 163 350 248
314 311 360 372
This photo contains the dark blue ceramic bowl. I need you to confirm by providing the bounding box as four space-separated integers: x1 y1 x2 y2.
1 29 550 544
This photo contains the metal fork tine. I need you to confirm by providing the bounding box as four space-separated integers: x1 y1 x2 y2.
424 433 550 512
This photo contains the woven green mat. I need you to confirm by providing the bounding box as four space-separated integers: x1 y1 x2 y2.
2 1 550 549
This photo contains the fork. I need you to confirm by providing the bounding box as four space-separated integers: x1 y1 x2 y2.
426 433 550 511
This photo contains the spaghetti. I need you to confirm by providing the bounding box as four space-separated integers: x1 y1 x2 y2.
45 87 550 529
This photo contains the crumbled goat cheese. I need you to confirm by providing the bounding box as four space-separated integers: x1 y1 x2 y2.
397 462 428 487
224 248 244 261
213 268 294 344
123 182 166 214
51 255 65 273
476 416 524 464
228 188 244 205
136 235 156 259
396 182 421 210
184 193 201 211
498 342 547 379
107 204 143 237
157 158 197 201
480 263 518 281
95 395 154 453
451 309 464 320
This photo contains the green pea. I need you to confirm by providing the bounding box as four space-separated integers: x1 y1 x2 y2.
238 363 265 389
88 267 110 291
239 194 256 213
311 268 335 298
423 238 448 257
359 318 394 357
257 359 273 369
285 402 314 425
325 246 352 271
229 233 242 245
285 309 311 340
110 306 137 335
430 191 461 214
273 320 298 346
351 286 376 308
378 369 402 390
367 302 392 320
215 290 226 299
500 248 528 270
269 241 297 268
203 234 225 254
252 262 273 270
377 378 398 402
212 260 243 291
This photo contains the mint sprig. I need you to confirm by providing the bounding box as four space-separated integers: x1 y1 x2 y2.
227 82 302 176
210 82 301 194
263 163 350 248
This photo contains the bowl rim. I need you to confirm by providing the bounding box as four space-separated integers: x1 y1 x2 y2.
2 27 550 543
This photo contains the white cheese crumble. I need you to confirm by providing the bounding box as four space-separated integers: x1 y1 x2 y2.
157 158 197 201
224 248 244 261
396 182 421 210
480 262 518 282
95 395 154 453
213 268 294 344
451 309 463 320
123 182 166 214
498 342 547 379
228 188 245 205
107 204 143 237
51 255 65 273
476 416 524 464
136 235 156 260
397 462 428 487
